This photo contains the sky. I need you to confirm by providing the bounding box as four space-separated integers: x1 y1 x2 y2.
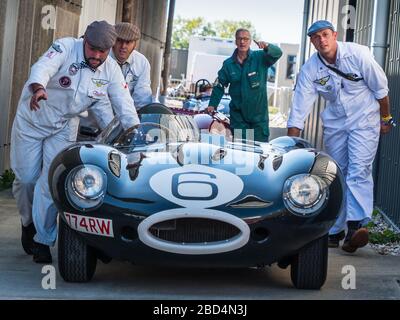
174 0 305 45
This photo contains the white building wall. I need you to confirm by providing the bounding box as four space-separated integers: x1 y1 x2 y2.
78 0 118 37
274 43 299 88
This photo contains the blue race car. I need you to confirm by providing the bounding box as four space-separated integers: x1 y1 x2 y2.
49 105 343 289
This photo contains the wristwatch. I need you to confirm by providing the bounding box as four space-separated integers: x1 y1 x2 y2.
381 115 396 127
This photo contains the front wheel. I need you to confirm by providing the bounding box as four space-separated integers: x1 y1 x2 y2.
58 217 97 282
290 235 328 290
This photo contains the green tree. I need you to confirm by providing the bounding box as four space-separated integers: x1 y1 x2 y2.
172 16 259 49
214 20 259 40
172 16 215 49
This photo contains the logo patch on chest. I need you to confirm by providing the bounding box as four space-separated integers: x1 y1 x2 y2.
313 75 330 86
126 73 139 83
92 79 109 87
93 90 107 98
59 76 72 88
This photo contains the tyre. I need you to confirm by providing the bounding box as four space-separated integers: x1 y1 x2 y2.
58 217 97 282
290 234 328 290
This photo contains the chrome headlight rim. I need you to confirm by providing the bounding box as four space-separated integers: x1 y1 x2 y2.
65 165 107 210
283 174 329 217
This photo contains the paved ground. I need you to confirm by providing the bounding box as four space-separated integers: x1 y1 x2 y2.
1 189 399 300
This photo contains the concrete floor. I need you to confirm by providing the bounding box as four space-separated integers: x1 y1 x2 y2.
1 189 399 300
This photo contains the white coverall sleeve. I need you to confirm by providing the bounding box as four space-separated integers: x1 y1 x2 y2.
358 47 389 100
133 58 153 108
287 70 319 130
108 65 140 130
26 39 70 91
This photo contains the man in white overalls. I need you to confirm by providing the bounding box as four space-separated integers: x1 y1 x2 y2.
287 20 393 253
111 22 153 109
11 21 140 263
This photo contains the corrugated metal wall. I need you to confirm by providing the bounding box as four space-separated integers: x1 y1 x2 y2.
0 0 82 173
353 0 374 46
0 0 19 174
375 0 400 228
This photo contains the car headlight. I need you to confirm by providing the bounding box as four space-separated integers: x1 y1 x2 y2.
66 165 107 210
283 174 329 217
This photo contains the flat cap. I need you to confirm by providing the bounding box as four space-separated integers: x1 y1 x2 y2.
115 22 141 41
84 20 117 49
307 20 335 36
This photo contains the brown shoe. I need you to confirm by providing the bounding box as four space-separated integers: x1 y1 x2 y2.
342 228 369 253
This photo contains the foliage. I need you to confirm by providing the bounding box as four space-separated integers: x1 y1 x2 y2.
213 20 259 40
172 16 260 49
269 106 279 115
367 211 400 244
0 169 15 191
369 229 400 244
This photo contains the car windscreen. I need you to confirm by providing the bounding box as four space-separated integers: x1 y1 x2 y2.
111 114 200 149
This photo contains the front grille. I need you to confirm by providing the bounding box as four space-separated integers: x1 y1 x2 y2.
149 218 240 243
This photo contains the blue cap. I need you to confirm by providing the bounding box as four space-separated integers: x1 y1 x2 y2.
307 20 335 36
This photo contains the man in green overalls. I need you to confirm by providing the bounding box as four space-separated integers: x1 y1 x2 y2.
207 28 282 142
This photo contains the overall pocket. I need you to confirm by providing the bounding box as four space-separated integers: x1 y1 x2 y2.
247 71 260 89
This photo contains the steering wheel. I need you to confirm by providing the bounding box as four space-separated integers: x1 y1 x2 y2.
195 79 211 98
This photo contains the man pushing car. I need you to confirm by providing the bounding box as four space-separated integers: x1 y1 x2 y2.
11 21 140 263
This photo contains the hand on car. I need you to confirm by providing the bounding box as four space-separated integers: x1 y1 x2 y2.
206 106 215 114
287 127 301 137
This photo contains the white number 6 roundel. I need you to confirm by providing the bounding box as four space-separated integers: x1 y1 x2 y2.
150 164 244 209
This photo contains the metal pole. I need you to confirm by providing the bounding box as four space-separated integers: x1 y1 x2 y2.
371 0 390 67
299 0 310 67
371 0 390 201
295 0 310 140
159 0 176 103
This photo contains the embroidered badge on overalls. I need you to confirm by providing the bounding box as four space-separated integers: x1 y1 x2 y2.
126 73 134 83
93 90 107 98
127 73 139 84
59 76 71 88
46 51 58 59
69 63 80 76
92 79 109 87
51 43 63 53
313 75 330 86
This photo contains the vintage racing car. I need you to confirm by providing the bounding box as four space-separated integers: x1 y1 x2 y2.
181 78 231 115
49 106 343 289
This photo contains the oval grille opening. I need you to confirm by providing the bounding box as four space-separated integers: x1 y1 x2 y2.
149 218 241 243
